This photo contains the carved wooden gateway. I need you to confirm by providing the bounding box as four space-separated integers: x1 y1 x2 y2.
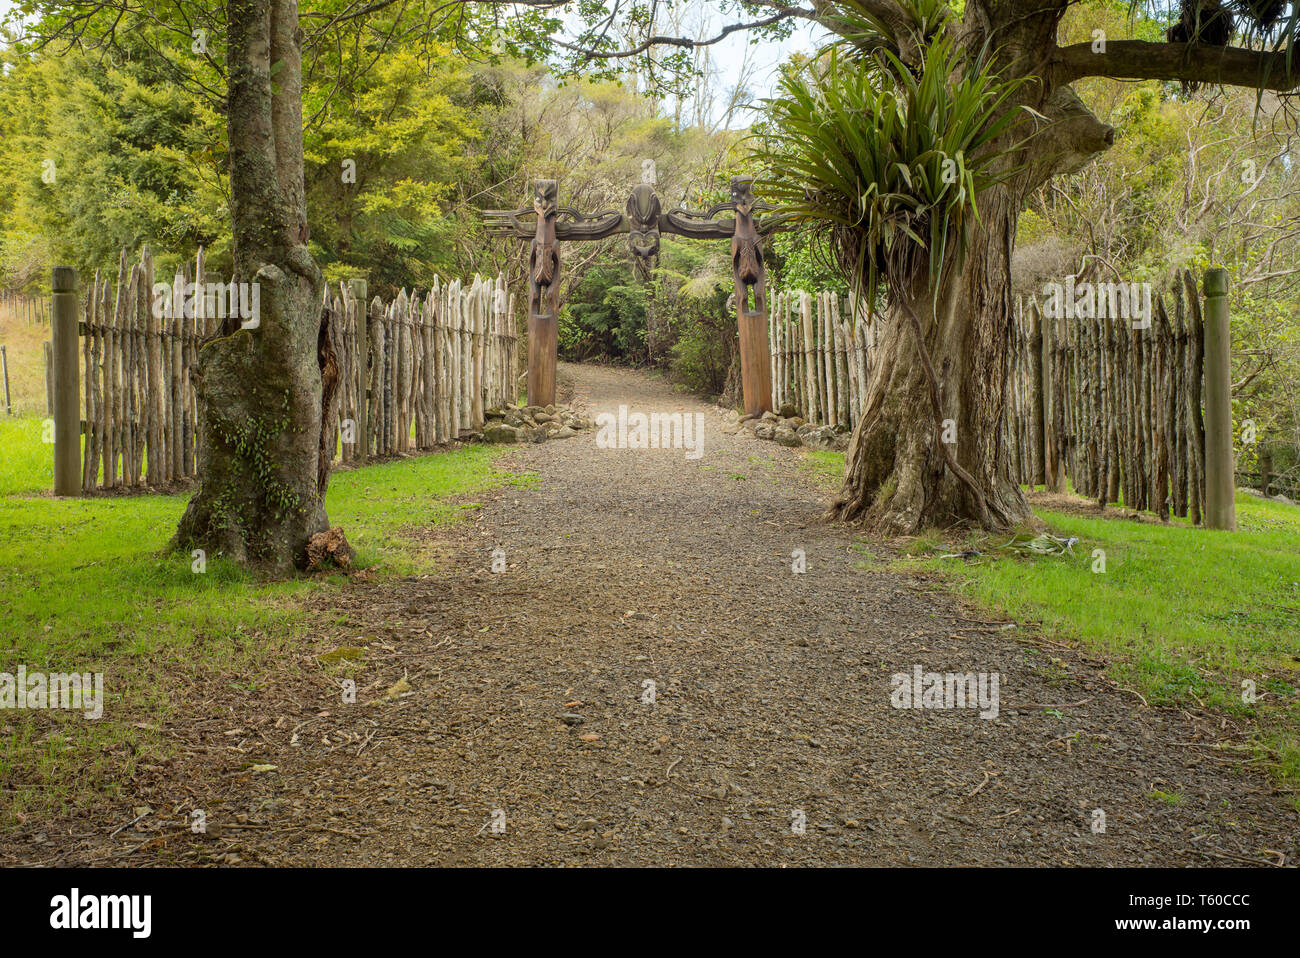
486 176 787 415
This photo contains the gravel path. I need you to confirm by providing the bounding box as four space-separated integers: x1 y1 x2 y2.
18 362 1297 866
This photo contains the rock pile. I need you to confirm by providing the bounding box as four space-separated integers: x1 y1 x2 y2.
719 404 851 452
479 403 595 444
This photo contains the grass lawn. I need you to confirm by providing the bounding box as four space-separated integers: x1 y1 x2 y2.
808 449 1300 794
0 414 517 821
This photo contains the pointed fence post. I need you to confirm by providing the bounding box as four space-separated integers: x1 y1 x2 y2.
350 279 368 464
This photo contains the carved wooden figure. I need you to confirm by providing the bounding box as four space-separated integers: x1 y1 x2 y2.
527 180 561 406
728 177 772 417
626 183 662 282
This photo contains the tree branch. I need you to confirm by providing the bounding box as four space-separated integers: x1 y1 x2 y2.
555 9 811 61
1055 40 1300 92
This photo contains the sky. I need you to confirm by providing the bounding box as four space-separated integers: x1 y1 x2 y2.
689 11 827 127
609 2 826 127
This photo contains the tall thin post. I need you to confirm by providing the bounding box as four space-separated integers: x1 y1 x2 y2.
527 180 560 408
350 279 368 463
1 344 11 414
1202 268 1235 530
52 267 81 496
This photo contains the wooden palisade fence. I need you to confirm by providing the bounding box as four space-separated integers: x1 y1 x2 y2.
768 288 875 429
1 289 50 325
1004 270 1213 523
333 273 517 461
765 270 1230 526
61 248 515 492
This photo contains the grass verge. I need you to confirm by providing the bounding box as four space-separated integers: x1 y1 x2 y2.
810 449 1300 796
0 418 513 822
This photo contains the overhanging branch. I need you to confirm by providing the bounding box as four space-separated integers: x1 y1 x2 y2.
1055 40 1300 92
556 10 811 61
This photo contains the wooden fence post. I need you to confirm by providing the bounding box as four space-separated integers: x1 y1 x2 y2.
1258 443 1273 497
1 344 11 415
44 341 54 415
52 267 81 496
350 279 368 463
1202 268 1236 530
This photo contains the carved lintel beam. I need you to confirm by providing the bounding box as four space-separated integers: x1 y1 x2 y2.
485 208 629 241
659 210 737 240
554 214 628 241
659 207 793 239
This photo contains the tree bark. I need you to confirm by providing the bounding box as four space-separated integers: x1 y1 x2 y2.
173 0 332 572
828 9 1116 536
829 190 1030 533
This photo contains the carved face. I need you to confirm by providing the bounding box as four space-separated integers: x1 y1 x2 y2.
627 183 661 268
730 176 756 216
532 179 558 217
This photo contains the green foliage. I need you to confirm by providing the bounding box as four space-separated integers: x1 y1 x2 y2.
653 239 737 394
0 21 484 294
304 47 478 289
555 234 739 395
769 230 849 294
1030 0 1300 487
0 45 226 287
752 9 1032 313
561 263 648 361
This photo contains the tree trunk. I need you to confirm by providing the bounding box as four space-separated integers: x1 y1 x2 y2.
829 189 1031 534
173 0 334 572
828 18 1115 535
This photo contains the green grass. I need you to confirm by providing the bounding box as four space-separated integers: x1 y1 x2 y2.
912 495 1300 716
0 418 512 821
0 417 54 496
1147 789 1185 806
802 448 846 484
813 449 1300 793
934 496 1300 790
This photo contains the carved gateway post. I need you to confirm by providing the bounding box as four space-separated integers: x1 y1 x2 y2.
527 180 561 407
729 178 772 416
659 175 789 417
486 176 786 414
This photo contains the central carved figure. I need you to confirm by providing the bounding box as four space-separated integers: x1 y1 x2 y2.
626 184 662 280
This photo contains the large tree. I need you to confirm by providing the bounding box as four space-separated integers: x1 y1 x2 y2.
810 0 1299 534
14 0 492 570
169 0 333 569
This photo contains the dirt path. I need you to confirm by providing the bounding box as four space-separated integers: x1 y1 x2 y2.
21 362 1298 866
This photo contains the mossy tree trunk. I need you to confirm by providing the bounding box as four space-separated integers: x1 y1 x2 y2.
173 0 333 572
